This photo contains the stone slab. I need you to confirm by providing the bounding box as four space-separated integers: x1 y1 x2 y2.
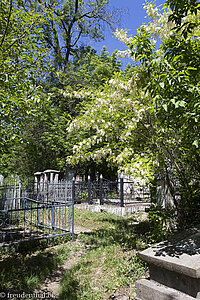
135 279 196 300
140 230 200 278
43 169 60 173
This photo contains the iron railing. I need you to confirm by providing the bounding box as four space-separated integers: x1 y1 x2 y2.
74 177 150 206
0 181 74 248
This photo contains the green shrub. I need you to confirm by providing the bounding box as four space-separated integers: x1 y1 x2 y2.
148 203 175 242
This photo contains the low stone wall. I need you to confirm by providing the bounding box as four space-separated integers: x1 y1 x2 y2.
75 202 150 217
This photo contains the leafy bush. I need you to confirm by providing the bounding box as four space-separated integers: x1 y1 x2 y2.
148 203 175 242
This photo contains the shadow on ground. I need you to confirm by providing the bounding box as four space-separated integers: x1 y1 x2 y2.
0 241 70 294
58 216 150 299
0 213 150 299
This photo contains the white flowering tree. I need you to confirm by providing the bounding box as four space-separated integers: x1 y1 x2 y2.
66 72 155 183
115 1 200 223
65 1 177 183
65 0 200 225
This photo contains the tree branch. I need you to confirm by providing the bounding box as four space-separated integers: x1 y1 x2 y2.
2 23 34 54
0 0 13 49
71 28 83 47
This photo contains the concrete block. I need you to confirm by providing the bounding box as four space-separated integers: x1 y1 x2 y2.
140 231 200 278
149 263 200 298
135 279 196 300
75 202 150 217
138 230 200 298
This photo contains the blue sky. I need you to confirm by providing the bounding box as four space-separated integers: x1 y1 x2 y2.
89 0 165 57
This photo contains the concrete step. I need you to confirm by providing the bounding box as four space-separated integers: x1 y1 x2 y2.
135 279 196 300
138 230 200 298
140 232 200 279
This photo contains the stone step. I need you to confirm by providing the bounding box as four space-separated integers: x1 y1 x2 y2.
140 231 200 278
135 279 196 300
138 230 200 298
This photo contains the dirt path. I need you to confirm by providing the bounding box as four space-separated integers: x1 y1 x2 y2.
34 223 140 300
35 226 91 299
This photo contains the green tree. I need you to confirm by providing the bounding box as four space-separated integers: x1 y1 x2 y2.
44 45 121 114
39 0 121 70
0 0 123 178
0 0 50 159
119 2 200 225
1 45 122 178
0 94 69 177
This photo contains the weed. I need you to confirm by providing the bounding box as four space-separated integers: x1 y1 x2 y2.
59 210 149 299
116 254 147 286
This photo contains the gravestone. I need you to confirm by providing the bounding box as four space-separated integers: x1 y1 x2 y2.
136 228 200 299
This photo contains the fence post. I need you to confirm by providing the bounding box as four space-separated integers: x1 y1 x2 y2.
100 174 103 205
46 181 49 203
51 204 55 231
120 177 124 207
37 202 40 228
51 190 55 231
18 180 22 209
88 175 91 204
23 193 26 222
13 176 17 209
72 177 75 240
65 181 68 203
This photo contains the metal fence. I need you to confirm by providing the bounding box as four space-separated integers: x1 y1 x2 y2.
0 181 74 249
75 176 150 206
0 176 150 248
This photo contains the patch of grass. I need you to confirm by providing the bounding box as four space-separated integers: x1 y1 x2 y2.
76 213 148 251
74 209 124 230
59 245 147 300
58 209 149 299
